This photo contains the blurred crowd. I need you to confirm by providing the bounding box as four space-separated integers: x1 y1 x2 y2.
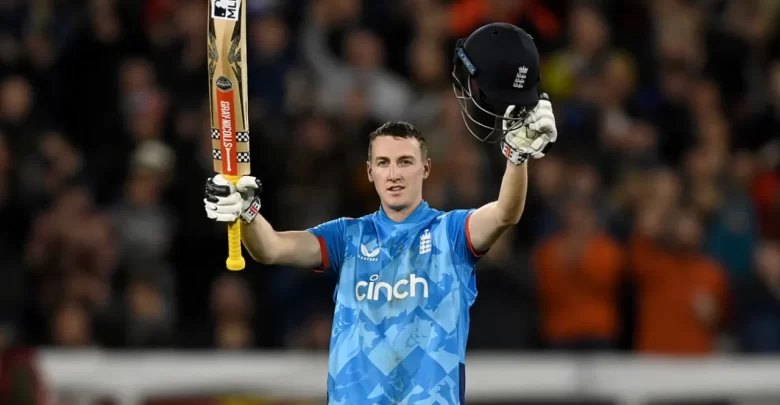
0 0 778 356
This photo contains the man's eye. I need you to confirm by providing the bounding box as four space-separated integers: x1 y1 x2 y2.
377 161 388 166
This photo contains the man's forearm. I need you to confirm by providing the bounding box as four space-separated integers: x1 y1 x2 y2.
466 160 529 253
494 160 529 225
241 214 279 264
240 215 324 268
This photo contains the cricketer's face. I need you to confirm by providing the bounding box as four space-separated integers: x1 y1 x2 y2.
368 136 430 213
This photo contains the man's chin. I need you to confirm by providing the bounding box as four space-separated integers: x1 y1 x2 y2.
384 201 407 212
383 195 409 212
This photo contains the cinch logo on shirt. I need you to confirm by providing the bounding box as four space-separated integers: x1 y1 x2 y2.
356 274 429 302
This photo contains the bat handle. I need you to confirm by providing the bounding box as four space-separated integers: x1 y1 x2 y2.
224 174 246 271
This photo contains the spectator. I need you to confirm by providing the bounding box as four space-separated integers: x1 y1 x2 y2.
735 241 780 353
121 273 175 348
533 194 624 352
248 11 295 117
0 133 26 344
187 274 262 350
706 151 761 283
49 302 93 348
631 207 729 355
301 0 413 122
751 142 780 240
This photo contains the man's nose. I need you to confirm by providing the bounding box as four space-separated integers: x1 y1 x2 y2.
388 163 399 179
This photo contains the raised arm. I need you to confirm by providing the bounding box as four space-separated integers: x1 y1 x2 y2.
468 161 528 253
467 96 558 254
204 175 326 268
240 215 322 267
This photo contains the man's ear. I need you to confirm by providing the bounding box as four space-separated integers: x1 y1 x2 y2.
423 158 431 179
366 161 373 182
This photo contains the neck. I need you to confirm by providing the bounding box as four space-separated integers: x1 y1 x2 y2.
382 197 423 223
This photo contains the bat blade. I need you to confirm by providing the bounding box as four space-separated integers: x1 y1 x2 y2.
208 0 250 271
209 0 249 176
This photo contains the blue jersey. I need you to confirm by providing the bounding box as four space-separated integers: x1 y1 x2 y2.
306 200 484 405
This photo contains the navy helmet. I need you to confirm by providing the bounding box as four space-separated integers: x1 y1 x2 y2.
452 23 541 143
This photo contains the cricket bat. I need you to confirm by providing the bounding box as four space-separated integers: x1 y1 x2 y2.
208 0 250 271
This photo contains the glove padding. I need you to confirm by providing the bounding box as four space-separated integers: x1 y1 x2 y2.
500 93 557 165
204 175 262 223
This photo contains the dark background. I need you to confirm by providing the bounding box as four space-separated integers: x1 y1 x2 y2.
0 0 778 367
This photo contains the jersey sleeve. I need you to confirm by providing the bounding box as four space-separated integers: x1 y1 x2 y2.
446 209 486 268
306 217 347 275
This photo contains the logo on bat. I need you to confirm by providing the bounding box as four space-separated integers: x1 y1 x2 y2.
212 0 240 21
216 76 232 91
216 76 235 173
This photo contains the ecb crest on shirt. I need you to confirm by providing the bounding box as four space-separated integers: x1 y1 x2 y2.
350 227 438 304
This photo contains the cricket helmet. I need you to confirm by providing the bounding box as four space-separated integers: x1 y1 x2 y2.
452 22 541 143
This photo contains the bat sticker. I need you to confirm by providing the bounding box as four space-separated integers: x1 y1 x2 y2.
215 76 237 175
212 0 240 21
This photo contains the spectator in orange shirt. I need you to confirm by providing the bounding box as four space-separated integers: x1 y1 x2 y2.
631 206 729 355
533 194 624 351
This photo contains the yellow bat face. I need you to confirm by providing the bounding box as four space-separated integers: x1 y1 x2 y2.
208 0 250 177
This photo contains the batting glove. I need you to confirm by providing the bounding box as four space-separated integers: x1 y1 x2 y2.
500 93 557 165
204 175 262 223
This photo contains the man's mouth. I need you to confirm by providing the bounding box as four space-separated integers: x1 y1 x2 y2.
387 185 405 192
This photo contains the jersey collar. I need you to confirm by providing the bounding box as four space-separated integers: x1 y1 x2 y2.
377 200 430 226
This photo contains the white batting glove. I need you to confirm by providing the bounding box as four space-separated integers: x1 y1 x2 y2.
204 175 262 223
500 93 557 165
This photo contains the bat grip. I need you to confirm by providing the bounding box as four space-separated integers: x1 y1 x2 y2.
224 175 246 271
